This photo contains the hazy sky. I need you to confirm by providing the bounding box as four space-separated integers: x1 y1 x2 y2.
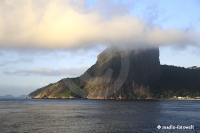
0 0 199 96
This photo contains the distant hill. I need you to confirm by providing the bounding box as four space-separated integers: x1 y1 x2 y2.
0 95 27 99
0 95 14 98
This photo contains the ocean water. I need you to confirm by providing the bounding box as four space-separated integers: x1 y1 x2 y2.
0 99 199 133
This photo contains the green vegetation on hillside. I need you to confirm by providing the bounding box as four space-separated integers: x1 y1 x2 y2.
28 83 53 97
149 65 200 99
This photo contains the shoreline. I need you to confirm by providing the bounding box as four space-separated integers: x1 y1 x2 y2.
30 97 159 101
28 97 200 101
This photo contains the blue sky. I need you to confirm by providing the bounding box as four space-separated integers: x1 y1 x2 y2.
0 0 199 96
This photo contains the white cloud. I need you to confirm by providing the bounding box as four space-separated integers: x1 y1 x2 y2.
0 57 34 66
3 67 89 77
39 81 48 87
0 0 199 51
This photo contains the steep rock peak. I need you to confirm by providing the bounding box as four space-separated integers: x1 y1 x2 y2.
81 46 161 99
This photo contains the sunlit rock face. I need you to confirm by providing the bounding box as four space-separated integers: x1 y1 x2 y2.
29 46 161 99
80 47 162 99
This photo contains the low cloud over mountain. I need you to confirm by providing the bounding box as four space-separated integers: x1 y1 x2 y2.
0 0 199 51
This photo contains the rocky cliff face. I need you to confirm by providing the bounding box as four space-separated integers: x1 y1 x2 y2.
29 47 161 99
80 47 161 99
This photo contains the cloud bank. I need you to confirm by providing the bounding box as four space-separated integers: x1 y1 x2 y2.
0 57 33 66
3 67 88 77
0 0 199 50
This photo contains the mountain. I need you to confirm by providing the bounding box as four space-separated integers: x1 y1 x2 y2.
79 47 161 99
29 47 162 99
28 46 200 99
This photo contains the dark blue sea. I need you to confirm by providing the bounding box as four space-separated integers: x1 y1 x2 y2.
0 98 199 133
